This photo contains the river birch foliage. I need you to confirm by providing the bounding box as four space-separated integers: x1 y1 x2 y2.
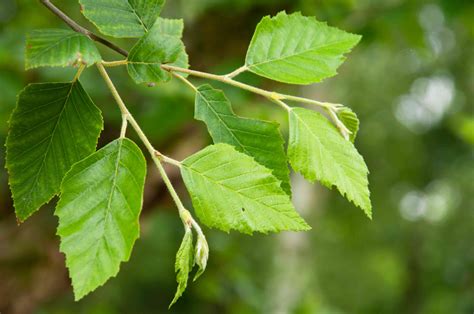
288 108 371 217
25 29 101 69
127 18 189 84
194 84 291 195
55 138 147 300
245 11 361 85
6 1 371 305
6 82 103 221
79 0 166 38
181 144 310 234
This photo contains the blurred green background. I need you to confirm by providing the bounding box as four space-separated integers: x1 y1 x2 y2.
1 0 473 313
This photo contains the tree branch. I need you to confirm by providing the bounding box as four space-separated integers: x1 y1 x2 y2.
39 0 129 57
161 64 342 111
96 62 205 238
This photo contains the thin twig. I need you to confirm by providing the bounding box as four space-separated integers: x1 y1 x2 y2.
96 63 198 227
43 2 207 245
72 64 86 81
40 1 343 113
120 114 128 138
155 151 182 168
96 63 179 163
161 64 340 110
171 72 198 92
101 60 128 67
271 98 291 111
102 60 339 112
224 65 248 78
39 0 129 57
327 108 352 140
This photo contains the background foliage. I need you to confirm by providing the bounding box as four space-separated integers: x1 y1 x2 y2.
0 0 473 313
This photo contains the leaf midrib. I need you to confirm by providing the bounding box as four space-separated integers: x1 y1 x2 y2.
292 110 344 178
197 92 251 156
126 0 148 32
24 82 77 210
292 109 367 199
80 140 126 287
247 37 357 69
28 33 81 67
184 165 296 220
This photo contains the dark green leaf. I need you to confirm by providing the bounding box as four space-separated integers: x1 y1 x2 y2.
25 29 101 69
127 18 188 84
6 82 103 222
79 0 166 38
195 84 291 195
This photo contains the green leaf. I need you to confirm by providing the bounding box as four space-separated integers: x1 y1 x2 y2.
25 29 101 69
127 18 189 84
55 138 147 300
6 82 103 222
195 84 291 195
170 227 194 307
79 0 165 38
193 232 208 281
337 107 359 143
287 107 371 217
245 11 361 85
181 144 310 234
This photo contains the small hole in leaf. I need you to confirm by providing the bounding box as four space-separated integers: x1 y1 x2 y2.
241 208 245 212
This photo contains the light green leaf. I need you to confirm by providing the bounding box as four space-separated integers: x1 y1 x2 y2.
245 11 361 85
193 232 208 281
181 144 310 234
195 84 291 195
55 138 147 300
6 82 103 222
127 18 189 84
170 227 194 307
337 107 359 143
25 29 101 69
287 107 371 217
79 0 165 38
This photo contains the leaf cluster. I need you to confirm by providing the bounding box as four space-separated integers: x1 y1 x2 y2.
6 0 371 306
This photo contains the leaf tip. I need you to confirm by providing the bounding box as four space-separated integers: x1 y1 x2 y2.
168 296 179 309
364 205 373 220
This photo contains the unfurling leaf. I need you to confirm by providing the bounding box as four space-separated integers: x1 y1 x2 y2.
193 232 209 281
79 0 166 38
181 144 310 234
56 138 147 300
287 107 371 217
337 107 360 143
25 29 101 69
127 18 189 84
6 82 103 222
170 226 194 307
195 84 291 195
246 11 361 85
